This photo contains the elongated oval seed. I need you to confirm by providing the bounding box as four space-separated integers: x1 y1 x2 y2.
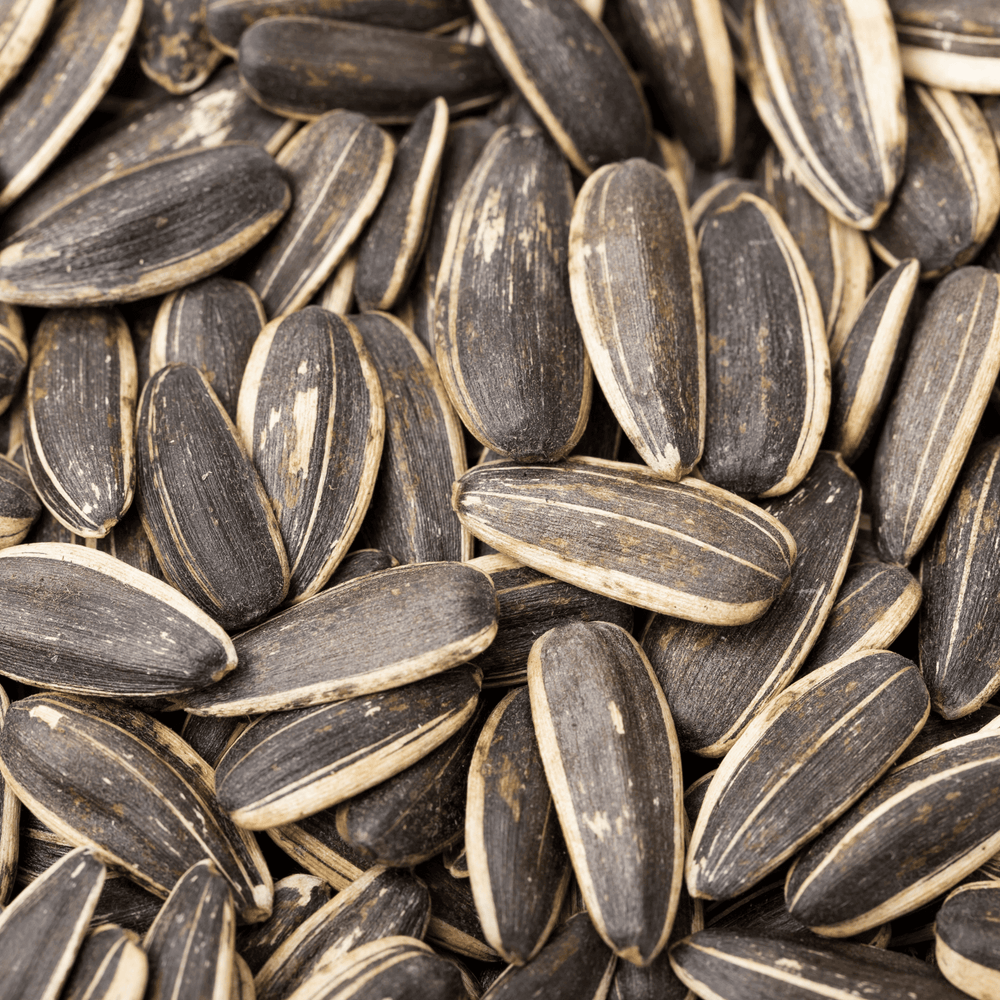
0 543 236 698
0 455 39 547
0 145 290 307
455 458 796 624
138 0 220 94
236 307 384 603
0 693 273 922
934 881 1000 1000
24 308 136 538
569 157 705 480
137 362 290 632
61 924 147 1000
687 650 929 901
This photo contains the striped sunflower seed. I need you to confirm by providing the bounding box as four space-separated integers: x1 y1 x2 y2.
529 621 684 966
0 847 105 1000
869 85 1000 279
466 687 570 966
686 649 929 901
0 0 53 97
267 813 373 892
0 145 290 307
137 362 290 632
0 303 25 416
238 17 504 122
61 924 147 1000
745 0 906 229
142 861 234 1000
454 458 796 624
934 880 1000 1000
0 454 40 548
871 266 1000 565
0 0 141 212
214 665 482 830
245 110 393 319
236 307 384 603
569 157 705 481
353 97 449 313
0 543 236 698
138 0 221 94
435 123 591 463
416 853 498 961
23 308 136 538
698 190 829 497
0 693 273 922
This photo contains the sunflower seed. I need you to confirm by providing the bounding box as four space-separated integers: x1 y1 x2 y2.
0 145 290 307
0 455 39 548
0 0 53 96
236 307 384 603
138 0 220 94
267 813 373 892
934 880 1000 1000
569 158 705 480
61 924 147 1000
0 304 25 416
0 693 273 922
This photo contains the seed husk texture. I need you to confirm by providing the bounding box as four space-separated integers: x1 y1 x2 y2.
138 0 220 95
0 454 39 547
267 812 373 892
934 880 1000 1000
0 0 54 98
0 303 25 415
417 853 498 961
60 923 147 1000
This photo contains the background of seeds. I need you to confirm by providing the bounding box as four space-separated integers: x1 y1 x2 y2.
0 0 999 997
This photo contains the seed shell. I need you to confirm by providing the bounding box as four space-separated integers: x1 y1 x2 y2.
179 714 247 768
466 687 570 966
871 266 1000 565
0 689 16 907
416 853 498 961
0 693 273 923
454 457 796 624
0 454 39 547
689 178 766 228
326 547 397 586
786 730 1000 936
471 0 650 174
0 0 54 97
238 17 504 122
151 277 265 421
0 847 105 1000
934 881 1000 1000
435 123 591 462
23 308 136 538
138 0 220 94
745 0 906 229
643 451 860 755
61 924 147 1000
245 110 394 319
267 813 373 891
869 86 1000 279
0 145 290 307
137 362 290 632
529 621 683 966
0 303 25 415
898 704 1000 767
687 650 930 901
697 191 829 497
142 861 234 1000
0 0 141 212
354 97 448 313
236 307 384 603
354 311 470 563
214 665 482 830
569 158 705 480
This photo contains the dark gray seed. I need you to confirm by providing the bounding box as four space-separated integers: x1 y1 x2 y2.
0 0 141 212
102 504 163 580
214 665 482 830
354 97 448 312
467 553 633 688
869 85 1000 278
824 257 920 462
178 715 246 769
136 363 290 632
60 924 147 1000
354 311 470 563
435 123 591 462
150 277 265 421
0 847 105 1000
245 110 393 318
687 650 929 901
871 266 1000 565
238 17 504 122
698 191 829 497
236 307 383 603
935 881 1000 999
470 0 650 174
569 158 704 480
466 687 570 965
139 0 219 94
23 309 136 538
529 621 683 966
142 861 234 1000
786 730 1000 936
0 0 54 97
745 0 906 229
689 178 767 229
0 304 25 416
643 452 860 756
267 811 374 891
454 458 797 624
185 562 495 716
0 693 273 922
325 547 397 586
416 854 499 961
898 705 1000 766
0 544 236 697
335 699 488 867
0 145 290 307
255 866 430 1000
0 454 38 547
0 689 16 907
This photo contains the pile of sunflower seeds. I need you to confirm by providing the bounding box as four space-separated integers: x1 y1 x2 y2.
0 0 999 996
